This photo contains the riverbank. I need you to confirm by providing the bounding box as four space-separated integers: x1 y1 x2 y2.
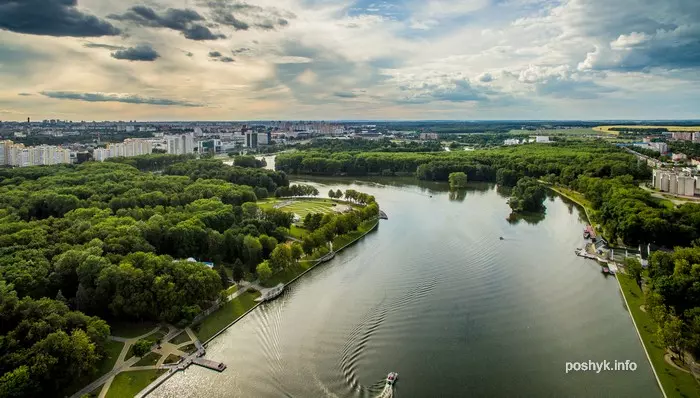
133 215 380 397
617 274 700 397
197 217 379 345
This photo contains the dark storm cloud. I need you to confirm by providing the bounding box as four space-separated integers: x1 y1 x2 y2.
202 0 294 31
232 47 251 54
40 91 202 107
219 56 234 63
0 0 120 37
109 6 225 40
111 45 160 61
84 42 126 50
17 93 32 96
209 51 222 58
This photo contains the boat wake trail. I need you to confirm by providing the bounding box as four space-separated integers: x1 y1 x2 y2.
339 300 388 396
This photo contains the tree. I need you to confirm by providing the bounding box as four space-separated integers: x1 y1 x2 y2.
302 235 315 255
269 244 293 271
658 314 685 362
335 189 343 199
241 202 259 219
624 257 643 288
132 339 152 357
509 177 546 213
215 265 229 288
243 236 263 268
290 243 304 261
256 261 272 282
232 258 245 282
448 172 468 189
328 189 336 199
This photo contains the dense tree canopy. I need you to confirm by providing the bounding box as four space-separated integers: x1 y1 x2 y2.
645 247 700 358
0 158 295 395
276 142 649 186
509 177 546 213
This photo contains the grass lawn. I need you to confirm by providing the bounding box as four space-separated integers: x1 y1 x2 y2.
618 275 700 398
193 291 261 342
97 340 124 376
125 328 167 360
169 331 192 345
164 354 181 364
86 383 104 398
105 369 166 398
261 262 313 288
134 352 162 367
259 198 358 218
109 321 158 338
180 343 196 354
225 284 238 296
289 224 308 239
59 340 124 396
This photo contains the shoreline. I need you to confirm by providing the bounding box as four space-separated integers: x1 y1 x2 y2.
202 217 379 346
615 276 668 398
137 217 380 397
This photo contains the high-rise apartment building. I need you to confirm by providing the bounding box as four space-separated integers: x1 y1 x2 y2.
165 134 195 155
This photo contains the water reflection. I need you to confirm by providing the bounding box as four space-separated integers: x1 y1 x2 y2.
506 211 546 225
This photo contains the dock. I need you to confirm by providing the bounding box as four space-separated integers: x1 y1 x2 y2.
192 357 227 372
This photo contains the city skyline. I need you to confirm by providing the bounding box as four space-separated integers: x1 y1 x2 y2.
1 0 699 121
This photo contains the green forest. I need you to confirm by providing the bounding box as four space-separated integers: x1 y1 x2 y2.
0 159 377 397
277 142 700 248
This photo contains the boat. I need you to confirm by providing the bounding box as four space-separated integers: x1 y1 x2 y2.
602 267 610 273
499 237 504 240
386 372 398 386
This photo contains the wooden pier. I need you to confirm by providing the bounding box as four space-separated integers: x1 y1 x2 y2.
192 357 227 372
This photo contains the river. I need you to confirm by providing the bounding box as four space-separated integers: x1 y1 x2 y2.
152 173 660 397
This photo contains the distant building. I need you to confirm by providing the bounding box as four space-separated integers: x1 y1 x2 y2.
535 136 551 143
633 142 668 153
0 140 73 167
672 132 694 141
653 169 696 197
245 131 258 148
198 139 221 154
503 139 520 146
257 132 271 146
165 134 195 155
419 133 438 140
672 153 688 162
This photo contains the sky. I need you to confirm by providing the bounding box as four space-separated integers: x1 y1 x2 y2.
0 0 699 121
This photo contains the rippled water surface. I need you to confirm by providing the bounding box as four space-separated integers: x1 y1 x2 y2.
152 177 660 398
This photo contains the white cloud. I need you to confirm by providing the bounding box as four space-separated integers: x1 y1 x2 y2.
0 0 698 119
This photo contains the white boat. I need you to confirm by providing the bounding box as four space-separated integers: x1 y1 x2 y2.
386 372 398 385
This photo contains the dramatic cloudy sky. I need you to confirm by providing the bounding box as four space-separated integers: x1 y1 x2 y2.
0 0 698 121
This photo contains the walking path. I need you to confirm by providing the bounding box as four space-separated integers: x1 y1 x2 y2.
72 327 163 398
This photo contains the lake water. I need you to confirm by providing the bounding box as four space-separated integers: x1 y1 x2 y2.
152 176 660 398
